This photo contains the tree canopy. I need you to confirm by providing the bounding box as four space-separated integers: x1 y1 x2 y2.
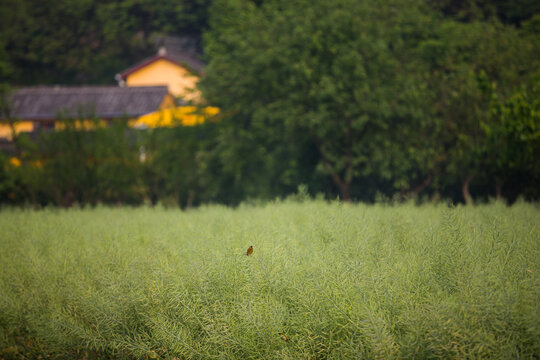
201 0 539 202
1 0 539 205
0 0 210 85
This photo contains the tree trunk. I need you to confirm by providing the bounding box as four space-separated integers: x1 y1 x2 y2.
462 172 474 205
495 181 503 201
337 181 352 202
403 173 434 200
312 138 352 202
186 189 195 208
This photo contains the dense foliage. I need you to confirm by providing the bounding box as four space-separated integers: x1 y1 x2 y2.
1 202 539 358
0 0 539 205
0 0 210 84
0 0 537 85
201 0 539 203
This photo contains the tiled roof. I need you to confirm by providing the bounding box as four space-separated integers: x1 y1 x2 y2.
9 86 170 120
153 35 205 73
168 52 205 73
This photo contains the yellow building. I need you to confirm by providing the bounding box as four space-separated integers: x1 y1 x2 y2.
118 47 204 102
118 47 219 128
1 48 216 140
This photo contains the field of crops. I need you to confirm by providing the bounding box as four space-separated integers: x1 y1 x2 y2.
0 201 539 359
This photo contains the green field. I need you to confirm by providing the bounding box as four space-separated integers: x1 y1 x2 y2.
0 201 539 359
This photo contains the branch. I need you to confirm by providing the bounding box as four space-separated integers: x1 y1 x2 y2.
308 129 345 189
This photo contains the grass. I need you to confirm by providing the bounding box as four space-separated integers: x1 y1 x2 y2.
0 200 539 359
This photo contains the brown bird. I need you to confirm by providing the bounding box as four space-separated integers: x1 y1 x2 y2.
278 333 289 342
246 245 253 256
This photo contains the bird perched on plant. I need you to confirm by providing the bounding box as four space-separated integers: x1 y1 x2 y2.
246 245 253 256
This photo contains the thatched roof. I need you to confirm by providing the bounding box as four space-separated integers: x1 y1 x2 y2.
9 86 170 120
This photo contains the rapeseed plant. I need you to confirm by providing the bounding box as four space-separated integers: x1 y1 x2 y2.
0 201 538 359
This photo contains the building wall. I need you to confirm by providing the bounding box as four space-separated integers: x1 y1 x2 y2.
159 94 176 109
132 106 220 128
0 121 34 140
125 59 201 102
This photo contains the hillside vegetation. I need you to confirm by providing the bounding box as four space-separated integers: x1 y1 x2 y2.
1 201 539 359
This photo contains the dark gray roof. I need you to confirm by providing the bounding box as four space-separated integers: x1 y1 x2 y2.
153 35 205 73
9 86 170 120
168 52 205 73
153 35 201 55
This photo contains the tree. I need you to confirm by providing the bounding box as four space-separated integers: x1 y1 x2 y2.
431 0 540 25
482 86 540 200
0 0 213 85
201 0 435 201
417 19 538 203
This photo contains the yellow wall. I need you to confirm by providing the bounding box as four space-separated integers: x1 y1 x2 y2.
54 119 109 131
0 121 34 140
125 59 201 102
132 106 219 128
159 93 176 109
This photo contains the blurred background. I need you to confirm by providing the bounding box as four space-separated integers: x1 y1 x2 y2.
0 0 538 207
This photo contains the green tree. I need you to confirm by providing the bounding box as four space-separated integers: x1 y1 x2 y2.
418 19 538 203
431 0 540 25
0 42 11 120
141 125 215 208
0 0 213 85
201 0 435 201
482 86 540 199
208 113 325 204
37 118 143 206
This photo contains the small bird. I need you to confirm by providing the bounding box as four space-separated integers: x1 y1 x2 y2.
278 333 289 342
246 245 253 256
